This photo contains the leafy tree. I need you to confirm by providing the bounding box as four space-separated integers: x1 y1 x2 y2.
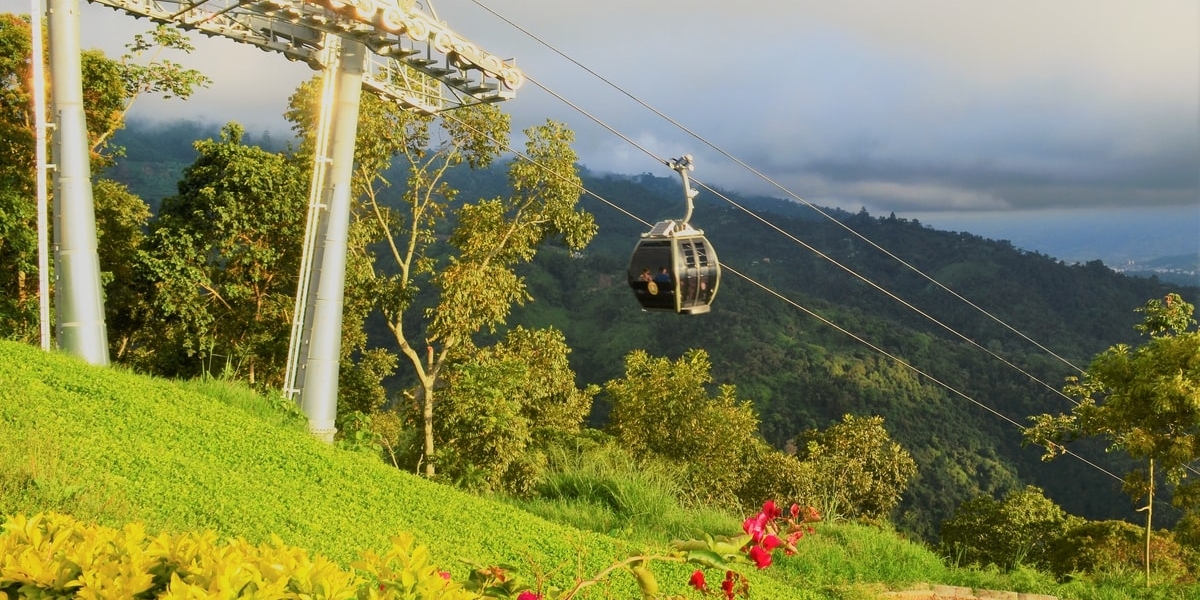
1025 293 1200 583
794 414 917 523
90 24 211 159
605 349 761 508
1046 520 1193 583
286 76 596 476
736 438 809 512
939 485 1073 571
92 179 151 359
433 326 596 494
137 123 307 383
0 13 207 343
0 15 39 341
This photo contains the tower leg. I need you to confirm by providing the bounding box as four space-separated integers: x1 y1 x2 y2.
49 0 109 366
296 38 367 442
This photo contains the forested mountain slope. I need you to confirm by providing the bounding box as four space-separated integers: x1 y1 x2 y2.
107 123 1198 540
491 169 1196 539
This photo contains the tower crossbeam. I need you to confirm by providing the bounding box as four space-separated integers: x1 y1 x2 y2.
86 0 523 112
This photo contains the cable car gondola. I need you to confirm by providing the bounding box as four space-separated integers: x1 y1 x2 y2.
627 155 720 314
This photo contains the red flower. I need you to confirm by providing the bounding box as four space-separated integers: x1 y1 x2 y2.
790 503 801 519
516 592 541 600
762 533 781 551
748 544 772 569
721 571 736 600
438 571 451 581
689 569 707 591
761 499 781 519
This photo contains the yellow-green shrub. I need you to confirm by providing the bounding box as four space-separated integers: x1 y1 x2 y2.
0 512 476 599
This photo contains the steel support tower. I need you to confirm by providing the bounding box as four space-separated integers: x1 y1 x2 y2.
43 0 523 439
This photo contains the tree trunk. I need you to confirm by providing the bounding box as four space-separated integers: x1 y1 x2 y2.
1145 458 1153 588
423 379 435 477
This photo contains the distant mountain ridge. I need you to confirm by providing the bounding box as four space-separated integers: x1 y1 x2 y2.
500 168 1199 538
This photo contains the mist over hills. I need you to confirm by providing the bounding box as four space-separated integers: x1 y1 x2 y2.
110 121 1197 279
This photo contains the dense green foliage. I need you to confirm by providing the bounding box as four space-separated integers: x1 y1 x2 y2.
431 326 596 494
132 123 308 382
1046 520 1194 583
793 414 917 523
940 486 1074 572
605 349 762 509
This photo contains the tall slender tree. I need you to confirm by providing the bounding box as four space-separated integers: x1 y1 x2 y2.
1025 293 1200 584
287 75 596 476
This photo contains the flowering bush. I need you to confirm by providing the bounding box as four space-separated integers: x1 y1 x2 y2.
466 500 820 600
0 502 816 599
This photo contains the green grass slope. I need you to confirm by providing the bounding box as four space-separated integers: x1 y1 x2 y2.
0 340 819 599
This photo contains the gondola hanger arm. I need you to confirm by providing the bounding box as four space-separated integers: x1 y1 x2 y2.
667 155 699 227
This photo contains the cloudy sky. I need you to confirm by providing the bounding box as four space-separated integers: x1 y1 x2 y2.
7 0 1198 256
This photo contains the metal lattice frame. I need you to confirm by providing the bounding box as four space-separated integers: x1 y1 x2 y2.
86 0 524 112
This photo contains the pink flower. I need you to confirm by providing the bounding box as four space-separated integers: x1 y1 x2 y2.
742 512 768 542
790 503 801 519
689 569 707 591
761 500 781 519
762 534 781 551
748 544 772 569
516 591 541 600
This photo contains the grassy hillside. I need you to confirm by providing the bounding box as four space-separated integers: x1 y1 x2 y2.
0 339 827 599
8 335 1200 599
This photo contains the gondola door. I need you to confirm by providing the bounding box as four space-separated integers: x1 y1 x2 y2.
676 235 719 314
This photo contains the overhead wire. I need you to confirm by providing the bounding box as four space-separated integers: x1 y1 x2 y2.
465 0 1089 379
472 0 1200 481
436 1 1170 484
433 106 1125 485
524 67 1085 409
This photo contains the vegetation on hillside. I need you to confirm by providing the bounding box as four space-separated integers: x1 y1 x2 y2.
4 340 1200 598
5 12 1200 599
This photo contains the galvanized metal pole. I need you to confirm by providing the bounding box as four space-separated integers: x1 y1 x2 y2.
31 0 51 351
297 38 367 442
48 0 109 365
284 35 340 401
